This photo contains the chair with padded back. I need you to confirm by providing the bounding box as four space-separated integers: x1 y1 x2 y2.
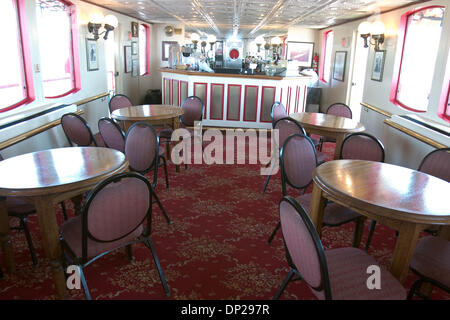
261 117 326 194
159 96 204 169
60 172 170 300
339 132 385 252
267 133 362 245
271 101 287 127
274 196 406 300
109 94 132 113
98 117 126 153
407 236 450 299
61 113 105 148
319 103 352 151
125 122 170 223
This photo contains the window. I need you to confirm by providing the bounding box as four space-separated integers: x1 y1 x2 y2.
35 0 80 98
139 24 150 76
438 51 450 122
0 0 34 112
319 30 333 83
390 6 445 112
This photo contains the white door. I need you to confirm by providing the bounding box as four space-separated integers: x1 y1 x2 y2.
347 30 369 121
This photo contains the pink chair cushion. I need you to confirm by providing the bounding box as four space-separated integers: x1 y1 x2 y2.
125 124 157 172
109 95 132 113
280 200 323 289
410 236 450 288
98 120 124 152
419 149 450 182
272 103 287 123
181 97 203 126
275 119 305 150
61 115 93 146
315 247 406 300
61 215 143 258
295 193 360 226
327 104 352 119
283 135 317 188
6 197 35 215
341 135 383 162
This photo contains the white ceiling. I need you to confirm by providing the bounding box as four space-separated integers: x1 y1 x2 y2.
83 0 427 38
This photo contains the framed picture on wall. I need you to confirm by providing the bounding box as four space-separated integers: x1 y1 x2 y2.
124 45 132 73
371 50 386 82
162 41 177 61
333 51 347 82
86 38 99 71
131 41 138 55
131 22 139 37
285 41 314 67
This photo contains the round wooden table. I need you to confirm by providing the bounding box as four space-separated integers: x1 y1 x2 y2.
309 159 450 283
289 112 365 160
0 147 128 299
111 104 184 172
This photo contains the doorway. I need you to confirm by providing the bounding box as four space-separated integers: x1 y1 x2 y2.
346 30 369 121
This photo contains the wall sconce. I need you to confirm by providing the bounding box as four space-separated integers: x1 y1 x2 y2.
255 35 264 52
358 21 385 51
191 32 200 50
207 34 217 51
88 13 118 40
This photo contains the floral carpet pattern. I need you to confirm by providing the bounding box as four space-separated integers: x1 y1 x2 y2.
0 140 448 300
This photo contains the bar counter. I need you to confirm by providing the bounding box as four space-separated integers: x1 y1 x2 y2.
160 68 312 128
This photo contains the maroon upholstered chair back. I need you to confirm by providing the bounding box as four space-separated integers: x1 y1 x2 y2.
124 122 158 173
280 196 331 299
61 113 96 147
281 134 317 191
326 103 352 119
98 118 125 152
274 117 306 150
181 96 203 126
84 172 151 245
271 102 287 126
418 148 450 182
109 94 132 113
340 133 385 162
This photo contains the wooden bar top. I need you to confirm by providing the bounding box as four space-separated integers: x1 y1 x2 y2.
159 68 311 80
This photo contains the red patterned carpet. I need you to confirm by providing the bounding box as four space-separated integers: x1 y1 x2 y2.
0 139 448 300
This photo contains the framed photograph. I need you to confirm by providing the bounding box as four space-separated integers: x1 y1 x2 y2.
131 22 139 37
131 41 138 55
162 41 177 61
86 38 99 71
371 50 386 82
124 45 132 73
285 41 314 67
132 59 139 77
333 51 347 82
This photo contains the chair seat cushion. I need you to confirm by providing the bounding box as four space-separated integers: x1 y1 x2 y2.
60 215 143 259
6 197 35 216
410 236 450 288
295 193 361 226
318 247 406 300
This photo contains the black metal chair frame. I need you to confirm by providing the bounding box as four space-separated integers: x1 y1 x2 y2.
407 265 450 300
61 112 98 147
60 172 170 299
261 117 306 195
339 132 385 252
108 94 132 114
274 196 332 300
125 122 170 224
